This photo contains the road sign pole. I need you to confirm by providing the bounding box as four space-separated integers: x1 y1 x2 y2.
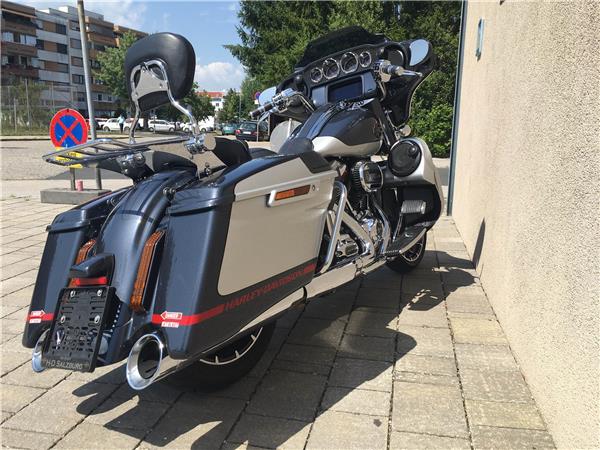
77 0 102 190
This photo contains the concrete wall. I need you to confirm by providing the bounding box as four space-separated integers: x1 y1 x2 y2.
451 2 599 448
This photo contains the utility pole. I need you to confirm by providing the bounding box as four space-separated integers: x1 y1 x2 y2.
77 0 102 190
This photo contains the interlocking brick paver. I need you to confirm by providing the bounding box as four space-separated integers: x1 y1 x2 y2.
321 386 391 416
228 413 311 449
0 197 554 449
465 399 546 430
0 428 61 450
246 369 327 421
460 368 533 403
328 357 393 392
306 410 388 450
392 381 469 438
390 431 470 450
470 425 555 449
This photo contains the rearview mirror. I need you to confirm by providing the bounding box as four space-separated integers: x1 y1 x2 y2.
258 86 277 106
408 39 431 67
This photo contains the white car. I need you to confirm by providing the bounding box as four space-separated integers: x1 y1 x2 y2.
148 120 175 132
101 118 121 132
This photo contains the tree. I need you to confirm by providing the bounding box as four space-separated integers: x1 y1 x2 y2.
157 83 215 121
219 89 242 123
227 1 461 156
95 31 138 105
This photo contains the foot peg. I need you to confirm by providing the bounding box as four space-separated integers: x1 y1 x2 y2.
401 200 426 215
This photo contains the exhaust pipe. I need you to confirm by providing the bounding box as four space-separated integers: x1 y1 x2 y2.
126 333 185 390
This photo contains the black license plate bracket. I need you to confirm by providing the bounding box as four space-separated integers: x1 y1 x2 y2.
42 287 113 372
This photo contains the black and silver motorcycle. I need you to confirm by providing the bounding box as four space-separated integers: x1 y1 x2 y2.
23 26 443 390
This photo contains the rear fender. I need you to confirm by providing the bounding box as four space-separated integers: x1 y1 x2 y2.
22 189 128 347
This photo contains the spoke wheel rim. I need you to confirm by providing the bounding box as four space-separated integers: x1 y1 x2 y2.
200 327 263 366
402 236 425 263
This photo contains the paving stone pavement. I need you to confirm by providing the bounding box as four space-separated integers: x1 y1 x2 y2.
0 197 555 449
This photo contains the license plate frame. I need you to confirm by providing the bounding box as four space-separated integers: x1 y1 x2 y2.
41 287 113 372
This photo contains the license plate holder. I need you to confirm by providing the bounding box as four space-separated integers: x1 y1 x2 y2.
42 287 113 372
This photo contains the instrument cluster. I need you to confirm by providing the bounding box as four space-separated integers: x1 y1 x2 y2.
306 48 375 86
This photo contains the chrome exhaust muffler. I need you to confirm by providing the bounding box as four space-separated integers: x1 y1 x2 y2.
126 332 186 390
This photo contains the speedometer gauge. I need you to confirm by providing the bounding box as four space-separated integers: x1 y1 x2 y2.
340 52 358 73
359 51 372 68
322 58 340 79
309 67 323 83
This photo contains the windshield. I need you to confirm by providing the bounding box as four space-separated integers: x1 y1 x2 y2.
296 26 387 68
240 122 257 131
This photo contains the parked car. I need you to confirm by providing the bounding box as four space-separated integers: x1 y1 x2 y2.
101 118 121 132
123 118 145 132
221 123 238 135
147 119 175 132
235 121 269 141
181 123 214 133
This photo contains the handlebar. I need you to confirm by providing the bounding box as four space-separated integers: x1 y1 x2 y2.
249 101 276 119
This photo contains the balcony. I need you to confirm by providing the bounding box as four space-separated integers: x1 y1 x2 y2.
0 41 38 57
1 18 36 36
0 64 39 79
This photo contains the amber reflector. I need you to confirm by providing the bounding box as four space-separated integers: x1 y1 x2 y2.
68 239 97 287
274 185 311 201
130 230 165 312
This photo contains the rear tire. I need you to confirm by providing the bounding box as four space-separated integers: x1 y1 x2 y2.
168 321 275 390
169 127 174 132
103 126 109 131
386 233 427 274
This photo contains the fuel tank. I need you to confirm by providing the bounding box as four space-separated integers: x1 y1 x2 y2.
293 105 382 158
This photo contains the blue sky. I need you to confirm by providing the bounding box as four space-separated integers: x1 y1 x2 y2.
21 0 245 91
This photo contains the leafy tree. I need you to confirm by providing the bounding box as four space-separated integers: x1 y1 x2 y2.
219 89 242 123
95 31 138 103
157 83 215 121
227 1 460 156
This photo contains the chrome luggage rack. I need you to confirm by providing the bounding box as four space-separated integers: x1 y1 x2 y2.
43 135 193 167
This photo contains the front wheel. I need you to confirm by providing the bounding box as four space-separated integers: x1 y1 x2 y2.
386 233 427 274
103 126 109 131
148 127 154 132
168 321 275 390
169 127 174 132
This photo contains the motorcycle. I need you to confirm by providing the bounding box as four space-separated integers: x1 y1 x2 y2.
23 26 443 391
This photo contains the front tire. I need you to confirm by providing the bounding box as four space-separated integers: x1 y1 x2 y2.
386 233 427 274
168 321 276 390
103 126 109 131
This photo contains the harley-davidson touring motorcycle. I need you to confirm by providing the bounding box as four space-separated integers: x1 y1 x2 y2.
23 26 443 390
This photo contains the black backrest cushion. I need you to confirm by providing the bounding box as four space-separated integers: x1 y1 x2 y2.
124 33 195 110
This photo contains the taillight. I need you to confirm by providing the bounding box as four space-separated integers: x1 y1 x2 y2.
130 230 165 312
71 276 108 286
68 239 96 287
235 129 240 134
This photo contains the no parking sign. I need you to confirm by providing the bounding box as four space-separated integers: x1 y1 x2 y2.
49 109 88 168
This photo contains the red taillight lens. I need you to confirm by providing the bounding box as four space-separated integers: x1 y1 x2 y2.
68 239 97 287
130 230 165 312
71 276 108 286
235 129 240 134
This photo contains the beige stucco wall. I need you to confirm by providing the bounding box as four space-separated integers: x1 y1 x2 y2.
451 1 599 448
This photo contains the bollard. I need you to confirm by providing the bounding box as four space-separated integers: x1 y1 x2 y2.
75 180 84 192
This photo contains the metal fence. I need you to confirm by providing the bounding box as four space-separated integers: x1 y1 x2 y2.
1 79 87 136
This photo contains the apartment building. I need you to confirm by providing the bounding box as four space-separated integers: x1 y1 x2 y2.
1 1 146 118
201 91 226 112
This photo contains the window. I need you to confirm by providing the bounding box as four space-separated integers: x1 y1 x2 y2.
72 74 85 84
36 39 45 50
55 24 67 35
1 55 8 65
77 94 86 102
30 58 41 68
97 94 103 101
2 31 14 42
90 60 100 69
22 35 36 46
70 38 81 49
70 21 79 31
71 56 83 67
56 43 68 54
19 56 28 66
55 63 68 73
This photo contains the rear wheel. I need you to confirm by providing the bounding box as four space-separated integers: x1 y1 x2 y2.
103 126 109 131
386 233 427 274
148 127 154 132
168 321 275 390
169 127 174 132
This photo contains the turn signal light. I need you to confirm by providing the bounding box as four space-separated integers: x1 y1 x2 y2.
130 230 165 312
71 276 108 286
274 185 311 201
68 239 97 287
